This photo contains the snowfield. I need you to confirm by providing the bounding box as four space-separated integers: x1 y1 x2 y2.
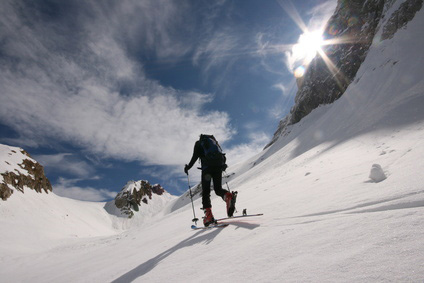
1 3 424 283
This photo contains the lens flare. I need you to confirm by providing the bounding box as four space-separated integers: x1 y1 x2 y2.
328 24 340 36
348 16 359 27
294 66 306 78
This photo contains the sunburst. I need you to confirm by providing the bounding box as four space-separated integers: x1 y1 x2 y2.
276 0 353 80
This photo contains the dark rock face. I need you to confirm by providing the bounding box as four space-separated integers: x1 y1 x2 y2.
114 180 166 218
0 183 13 200
1 148 52 201
382 0 423 40
151 184 165 195
266 0 422 148
291 0 385 123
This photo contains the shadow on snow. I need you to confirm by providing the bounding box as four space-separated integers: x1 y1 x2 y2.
111 228 224 282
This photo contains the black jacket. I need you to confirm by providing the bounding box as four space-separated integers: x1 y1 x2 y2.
187 141 204 170
187 135 226 171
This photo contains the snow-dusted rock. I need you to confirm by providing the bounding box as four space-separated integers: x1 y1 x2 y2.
0 144 52 201
369 164 387 183
382 0 423 40
107 180 174 218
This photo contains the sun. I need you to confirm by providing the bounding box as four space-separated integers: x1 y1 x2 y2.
294 30 324 64
292 30 325 78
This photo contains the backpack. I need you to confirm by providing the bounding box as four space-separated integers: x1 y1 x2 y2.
199 134 226 169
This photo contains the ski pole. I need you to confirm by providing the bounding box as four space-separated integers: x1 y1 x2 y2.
187 173 199 225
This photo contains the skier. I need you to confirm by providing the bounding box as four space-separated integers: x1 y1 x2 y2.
184 134 236 227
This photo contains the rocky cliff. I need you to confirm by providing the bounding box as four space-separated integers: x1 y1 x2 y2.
267 0 423 148
0 144 52 201
109 180 171 218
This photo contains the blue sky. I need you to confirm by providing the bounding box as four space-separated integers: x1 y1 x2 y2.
0 0 336 200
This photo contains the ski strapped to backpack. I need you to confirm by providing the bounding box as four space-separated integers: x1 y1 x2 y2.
199 134 226 169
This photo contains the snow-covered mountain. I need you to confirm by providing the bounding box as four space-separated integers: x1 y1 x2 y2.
1 0 424 281
0 144 52 200
105 180 176 220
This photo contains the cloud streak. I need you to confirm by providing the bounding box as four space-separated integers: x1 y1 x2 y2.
0 0 235 167
225 132 271 167
53 177 116 202
34 153 97 179
1 0 301 197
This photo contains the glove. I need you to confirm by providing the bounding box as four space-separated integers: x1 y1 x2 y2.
184 164 189 175
222 164 228 171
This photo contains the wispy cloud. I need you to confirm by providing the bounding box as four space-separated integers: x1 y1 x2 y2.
268 79 298 120
34 153 97 179
193 30 240 72
273 83 289 97
306 0 338 31
140 165 191 193
53 177 116 202
225 132 271 167
90 0 193 60
0 0 234 168
0 0 292 197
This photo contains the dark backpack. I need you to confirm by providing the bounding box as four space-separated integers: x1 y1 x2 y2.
199 134 226 168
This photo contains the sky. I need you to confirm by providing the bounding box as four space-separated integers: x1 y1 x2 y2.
0 0 337 200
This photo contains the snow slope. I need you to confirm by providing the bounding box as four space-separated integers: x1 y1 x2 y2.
1 2 424 282
0 188 120 256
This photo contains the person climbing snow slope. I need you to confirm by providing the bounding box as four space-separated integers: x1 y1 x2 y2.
185 134 237 226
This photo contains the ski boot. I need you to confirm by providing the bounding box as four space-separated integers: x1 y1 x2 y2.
203 207 216 227
224 191 238 217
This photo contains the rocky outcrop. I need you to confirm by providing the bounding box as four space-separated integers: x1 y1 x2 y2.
266 0 423 148
382 0 423 40
114 180 167 218
0 182 13 200
292 0 385 122
0 145 52 201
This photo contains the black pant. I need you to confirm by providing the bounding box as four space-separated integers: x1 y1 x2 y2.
202 168 228 209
